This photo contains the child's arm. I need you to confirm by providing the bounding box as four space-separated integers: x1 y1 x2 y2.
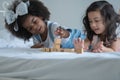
111 38 120 51
55 27 84 48
92 41 115 52
31 43 44 48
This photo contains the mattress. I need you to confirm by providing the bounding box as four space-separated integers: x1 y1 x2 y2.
0 48 120 80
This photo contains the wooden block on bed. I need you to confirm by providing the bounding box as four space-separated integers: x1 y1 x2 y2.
53 38 61 50
40 48 45 52
50 48 56 52
54 38 61 44
75 48 83 53
63 48 75 52
53 44 60 49
45 48 50 52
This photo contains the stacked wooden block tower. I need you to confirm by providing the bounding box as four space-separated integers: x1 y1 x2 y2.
41 38 83 53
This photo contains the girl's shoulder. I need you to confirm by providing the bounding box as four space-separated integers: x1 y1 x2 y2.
47 21 60 28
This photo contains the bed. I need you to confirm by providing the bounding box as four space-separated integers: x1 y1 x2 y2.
0 26 120 80
0 48 120 80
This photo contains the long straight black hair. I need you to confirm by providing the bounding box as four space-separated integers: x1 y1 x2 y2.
83 0 120 46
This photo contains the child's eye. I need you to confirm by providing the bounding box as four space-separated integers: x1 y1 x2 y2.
95 20 99 22
32 17 37 24
33 20 36 24
33 19 36 23
27 27 32 31
33 19 39 24
95 19 102 23
89 21 92 24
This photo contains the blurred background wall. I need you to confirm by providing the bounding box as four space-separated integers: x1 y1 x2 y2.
0 0 120 30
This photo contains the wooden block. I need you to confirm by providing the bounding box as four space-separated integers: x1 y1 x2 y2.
63 48 74 52
45 48 50 52
54 44 60 49
49 48 53 52
75 48 83 53
59 48 65 52
54 38 61 44
40 48 45 52
41 47 83 53
51 48 58 52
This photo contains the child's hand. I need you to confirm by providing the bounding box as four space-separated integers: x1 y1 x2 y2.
54 27 69 38
31 43 44 48
92 41 105 53
74 38 85 50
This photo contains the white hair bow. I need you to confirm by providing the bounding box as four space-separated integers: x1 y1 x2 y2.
5 1 30 31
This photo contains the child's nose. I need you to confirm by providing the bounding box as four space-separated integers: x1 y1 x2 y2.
32 25 38 31
91 22 96 27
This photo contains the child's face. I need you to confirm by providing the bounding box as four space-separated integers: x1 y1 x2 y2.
23 15 46 34
88 11 105 35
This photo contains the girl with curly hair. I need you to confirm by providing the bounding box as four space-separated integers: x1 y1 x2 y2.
5 0 72 48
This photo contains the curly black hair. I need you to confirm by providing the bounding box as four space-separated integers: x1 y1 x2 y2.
5 0 50 41
83 0 120 46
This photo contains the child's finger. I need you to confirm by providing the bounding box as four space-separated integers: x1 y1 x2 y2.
74 38 79 44
81 40 84 48
54 27 62 35
78 38 81 42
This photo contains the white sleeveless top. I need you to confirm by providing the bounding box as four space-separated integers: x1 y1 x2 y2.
32 21 60 48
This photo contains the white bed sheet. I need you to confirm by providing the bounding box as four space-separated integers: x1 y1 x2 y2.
0 29 33 48
0 48 120 80
0 48 120 59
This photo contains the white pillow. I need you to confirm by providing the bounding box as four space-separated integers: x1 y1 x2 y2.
0 29 33 48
